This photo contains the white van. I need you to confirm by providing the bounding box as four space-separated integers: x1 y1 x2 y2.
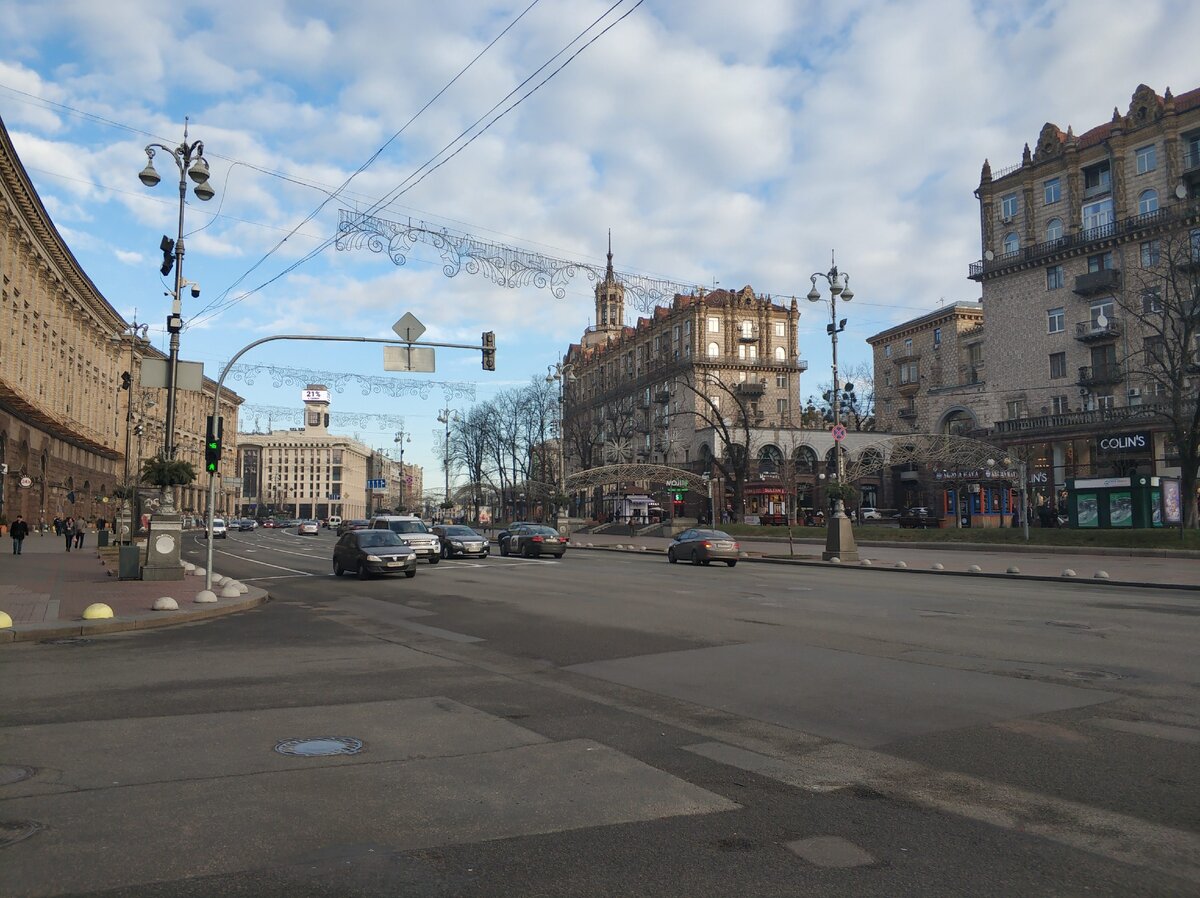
204 518 228 539
326 515 342 530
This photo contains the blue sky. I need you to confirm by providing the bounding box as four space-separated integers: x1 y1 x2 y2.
2 0 1198 487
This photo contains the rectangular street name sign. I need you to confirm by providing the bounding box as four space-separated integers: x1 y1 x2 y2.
367 478 387 489
383 345 436 372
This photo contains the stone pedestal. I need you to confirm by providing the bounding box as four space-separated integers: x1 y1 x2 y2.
141 512 185 581
116 502 133 546
822 515 859 562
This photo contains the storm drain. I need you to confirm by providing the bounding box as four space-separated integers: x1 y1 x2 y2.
0 765 35 787
274 737 363 757
0 820 44 848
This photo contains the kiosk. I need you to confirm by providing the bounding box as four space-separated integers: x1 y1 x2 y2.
1065 476 1180 529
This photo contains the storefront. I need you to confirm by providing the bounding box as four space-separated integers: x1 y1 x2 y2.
1066 475 1181 529
933 467 1019 528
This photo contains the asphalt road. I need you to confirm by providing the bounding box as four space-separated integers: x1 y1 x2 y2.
3 526 1198 897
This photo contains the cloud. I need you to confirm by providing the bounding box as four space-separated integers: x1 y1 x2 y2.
114 249 143 265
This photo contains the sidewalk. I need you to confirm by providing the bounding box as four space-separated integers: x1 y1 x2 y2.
0 530 267 643
571 530 1200 590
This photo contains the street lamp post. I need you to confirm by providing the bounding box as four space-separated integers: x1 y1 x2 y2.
436 408 458 522
807 257 859 562
137 121 214 465
394 429 410 512
546 360 576 533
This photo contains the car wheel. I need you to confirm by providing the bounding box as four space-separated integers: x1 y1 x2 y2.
726 559 737 567
333 560 344 577
701 559 712 566
690 549 701 565
428 555 439 565
356 563 370 581
499 540 509 557
441 544 449 559
404 569 416 579
523 543 535 559
667 548 677 564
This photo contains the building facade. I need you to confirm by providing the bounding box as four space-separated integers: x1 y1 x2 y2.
0 113 240 528
563 248 884 521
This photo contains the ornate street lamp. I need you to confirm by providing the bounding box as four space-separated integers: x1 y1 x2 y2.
807 257 859 562
436 408 459 521
138 121 214 465
546 359 576 533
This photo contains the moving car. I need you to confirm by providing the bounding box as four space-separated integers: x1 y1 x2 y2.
203 518 228 539
859 507 882 521
368 515 441 564
336 518 370 537
667 528 740 566
498 523 567 558
298 520 320 535
237 518 257 531
326 515 342 530
432 524 490 559
332 530 417 580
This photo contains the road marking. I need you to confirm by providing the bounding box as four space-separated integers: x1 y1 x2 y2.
206 547 313 576
684 741 1200 884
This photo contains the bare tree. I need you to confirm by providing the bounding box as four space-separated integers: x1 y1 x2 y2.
807 361 876 431
1118 229 1200 528
671 371 761 516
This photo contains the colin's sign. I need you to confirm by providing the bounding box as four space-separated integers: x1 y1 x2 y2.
1097 431 1150 454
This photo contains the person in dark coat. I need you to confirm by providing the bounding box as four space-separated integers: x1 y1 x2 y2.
10 515 30 554
64 516 75 551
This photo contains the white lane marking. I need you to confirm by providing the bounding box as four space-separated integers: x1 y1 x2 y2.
239 574 312 582
206 546 313 576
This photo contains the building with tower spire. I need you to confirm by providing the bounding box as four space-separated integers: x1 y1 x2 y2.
583 230 626 348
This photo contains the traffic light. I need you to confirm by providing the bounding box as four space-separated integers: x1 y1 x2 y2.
121 371 131 390
204 415 223 474
481 330 496 371
159 235 175 277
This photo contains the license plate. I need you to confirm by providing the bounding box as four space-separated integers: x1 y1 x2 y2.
387 561 404 567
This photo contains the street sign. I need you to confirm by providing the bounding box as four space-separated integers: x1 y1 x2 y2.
367 479 387 489
832 424 847 442
392 313 426 342
383 345 436 372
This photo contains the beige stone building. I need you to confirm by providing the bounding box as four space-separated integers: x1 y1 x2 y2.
0 113 240 528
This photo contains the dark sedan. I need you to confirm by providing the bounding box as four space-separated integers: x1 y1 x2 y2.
499 524 567 558
336 518 370 537
666 528 740 567
432 524 490 559
332 530 417 580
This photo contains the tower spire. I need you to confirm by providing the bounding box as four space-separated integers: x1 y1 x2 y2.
606 229 614 282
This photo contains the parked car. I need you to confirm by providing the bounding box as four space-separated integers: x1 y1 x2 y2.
897 506 939 529
336 518 370 537
332 530 417 580
859 508 882 521
432 524 490 559
368 515 441 564
203 518 228 540
498 523 567 558
666 528 739 566
298 520 320 535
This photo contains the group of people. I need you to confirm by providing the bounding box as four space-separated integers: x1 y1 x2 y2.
52 516 87 551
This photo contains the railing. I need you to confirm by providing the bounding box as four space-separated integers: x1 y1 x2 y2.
734 381 765 395
969 203 1199 278
1073 268 1121 296
1077 364 1124 387
992 401 1165 434
897 407 918 419
1074 317 1122 340
737 329 758 342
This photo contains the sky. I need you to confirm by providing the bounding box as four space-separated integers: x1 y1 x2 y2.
2 0 1198 489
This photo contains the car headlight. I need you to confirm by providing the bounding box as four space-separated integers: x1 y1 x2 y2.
451 540 463 548
366 554 382 562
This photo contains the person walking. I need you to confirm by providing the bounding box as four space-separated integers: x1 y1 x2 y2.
64 516 75 552
53 516 63 536
73 518 85 550
10 515 29 554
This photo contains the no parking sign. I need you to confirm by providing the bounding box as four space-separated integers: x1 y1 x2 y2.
831 424 847 442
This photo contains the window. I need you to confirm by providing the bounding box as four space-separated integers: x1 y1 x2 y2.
672 325 681 342
1142 287 1163 313
706 341 719 358
933 327 942 347
1090 299 1114 327
904 338 913 354
1044 178 1061 205
1087 251 1113 272
1096 393 1115 411
737 344 757 360
1006 398 1028 419
884 345 892 358
707 316 720 333
774 346 786 361
740 320 754 339
1002 232 1019 254
883 369 892 387
1052 395 1070 414
1135 144 1157 174
777 398 788 416
1046 265 1064 290
708 394 720 411
1083 161 1111 195
684 320 691 335
1082 198 1114 231
776 373 787 388
1000 193 1018 219
1143 335 1164 365
1140 240 1160 267
1045 218 1063 242
1049 352 1067 379
1047 307 1065 333
1138 189 1158 215
899 362 919 385
773 321 785 337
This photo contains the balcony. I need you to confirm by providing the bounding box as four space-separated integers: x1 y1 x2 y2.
992 400 1166 436
738 329 759 343
967 366 984 385
796 359 809 373
1077 364 1124 388
892 351 921 364
897 378 921 396
897 407 918 420
1074 317 1122 342
1073 268 1121 296
734 380 766 396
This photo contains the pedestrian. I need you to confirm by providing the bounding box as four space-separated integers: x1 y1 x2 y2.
10 515 30 554
64 516 75 551
74 519 86 549
53 516 62 536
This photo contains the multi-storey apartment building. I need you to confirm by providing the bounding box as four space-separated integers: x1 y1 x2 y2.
948 83 1199 522
563 247 885 520
1 113 240 527
235 387 421 521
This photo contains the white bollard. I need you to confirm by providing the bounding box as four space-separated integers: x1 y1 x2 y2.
1007 566 1021 575
968 564 982 573
220 583 241 598
931 563 944 571
1094 570 1110 580
894 561 907 569
194 589 218 604
1061 569 1077 578
153 597 179 611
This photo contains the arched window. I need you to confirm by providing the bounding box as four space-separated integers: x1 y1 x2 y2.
1138 189 1158 215
1002 232 1019 255
706 341 719 358
793 446 817 475
940 409 976 436
1045 218 1063 242
758 445 783 475
774 346 786 361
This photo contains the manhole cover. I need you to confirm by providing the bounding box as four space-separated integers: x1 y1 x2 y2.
0 820 43 848
38 637 92 646
0 766 35 786
274 737 363 757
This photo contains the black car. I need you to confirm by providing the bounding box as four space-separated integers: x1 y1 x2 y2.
431 524 490 559
336 518 370 537
897 506 939 529
499 524 567 558
332 530 417 580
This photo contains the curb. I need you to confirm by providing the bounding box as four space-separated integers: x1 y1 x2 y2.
572 544 1200 593
0 590 270 644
